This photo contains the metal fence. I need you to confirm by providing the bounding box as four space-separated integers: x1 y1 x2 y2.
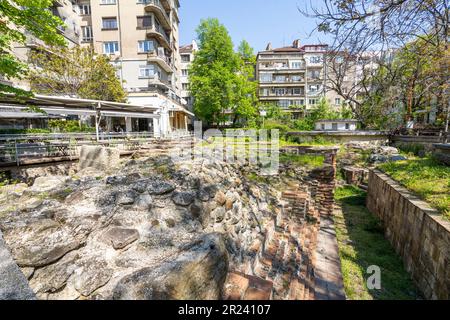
0 131 194 166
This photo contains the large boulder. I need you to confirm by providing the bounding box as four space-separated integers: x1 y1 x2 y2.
27 176 71 195
4 219 83 268
112 233 229 300
0 231 36 300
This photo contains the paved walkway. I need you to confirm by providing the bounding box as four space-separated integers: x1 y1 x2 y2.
0 230 35 300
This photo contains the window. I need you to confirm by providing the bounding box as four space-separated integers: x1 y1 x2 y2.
274 88 285 96
138 40 154 53
309 99 318 105
293 88 303 95
309 56 322 64
102 17 118 30
81 26 93 42
137 16 152 29
182 83 189 90
321 124 325 130
103 41 119 54
292 75 303 82
335 98 341 106
181 54 190 62
274 75 286 83
309 85 320 92
101 0 116 4
278 100 289 108
308 70 321 79
182 69 188 76
291 100 304 106
139 65 156 78
332 123 338 130
345 123 350 130
291 61 303 69
79 4 91 15
259 74 272 83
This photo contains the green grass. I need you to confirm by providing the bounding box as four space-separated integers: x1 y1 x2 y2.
378 157 450 220
334 186 419 300
279 153 325 168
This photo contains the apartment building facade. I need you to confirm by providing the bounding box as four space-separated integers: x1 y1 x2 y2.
76 0 190 135
256 40 351 118
10 0 82 90
179 40 198 112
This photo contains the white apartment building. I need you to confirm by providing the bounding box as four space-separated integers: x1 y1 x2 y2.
7 0 192 136
256 40 352 119
179 40 198 113
77 0 191 135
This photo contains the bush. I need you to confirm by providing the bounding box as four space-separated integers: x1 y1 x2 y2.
263 120 292 139
293 118 314 131
397 143 426 156
48 120 95 133
0 128 51 135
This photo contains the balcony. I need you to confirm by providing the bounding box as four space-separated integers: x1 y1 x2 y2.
53 0 65 7
147 50 173 73
144 0 171 30
260 79 305 86
160 0 171 11
259 92 305 99
145 25 171 50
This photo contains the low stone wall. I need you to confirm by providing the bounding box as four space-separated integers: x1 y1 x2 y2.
288 131 389 145
367 170 450 300
433 144 450 166
391 135 449 152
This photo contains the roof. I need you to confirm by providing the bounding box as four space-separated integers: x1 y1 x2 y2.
180 44 194 53
0 94 161 119
316 119 359 123
259 43 329 55
0 111 55 119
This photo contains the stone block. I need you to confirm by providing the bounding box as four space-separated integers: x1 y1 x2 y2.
78 146 120 172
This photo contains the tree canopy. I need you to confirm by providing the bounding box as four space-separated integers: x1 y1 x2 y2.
29 46 127 102
303 0 449 130
189 19 257 126
0 0 66 96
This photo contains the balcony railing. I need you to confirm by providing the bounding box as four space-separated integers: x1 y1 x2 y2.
144 0 171 27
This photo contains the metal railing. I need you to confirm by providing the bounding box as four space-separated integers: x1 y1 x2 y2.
0 131 194 166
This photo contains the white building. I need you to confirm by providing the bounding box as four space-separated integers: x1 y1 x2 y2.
179 40 198 112
315 120 359 131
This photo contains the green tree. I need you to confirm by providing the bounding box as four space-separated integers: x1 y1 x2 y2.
232 40 258 126
189 18 240 126
0 0 66 96
29 47 127 102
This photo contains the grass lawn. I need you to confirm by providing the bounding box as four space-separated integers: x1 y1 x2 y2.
279 153 325 168
334 186 419 300
378 157 450 220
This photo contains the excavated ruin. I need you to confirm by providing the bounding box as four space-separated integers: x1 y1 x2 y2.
0 149 343 300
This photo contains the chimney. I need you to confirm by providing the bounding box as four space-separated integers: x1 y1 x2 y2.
266 42 272 51
292 39 301 48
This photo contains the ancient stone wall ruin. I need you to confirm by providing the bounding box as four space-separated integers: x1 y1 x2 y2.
367 170 450 300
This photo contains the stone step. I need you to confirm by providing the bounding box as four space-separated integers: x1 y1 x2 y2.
224 272 273 301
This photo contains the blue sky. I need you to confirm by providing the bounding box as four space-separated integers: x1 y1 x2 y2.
179 0 332 52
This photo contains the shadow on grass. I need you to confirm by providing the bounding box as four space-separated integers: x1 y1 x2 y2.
334 186 420 300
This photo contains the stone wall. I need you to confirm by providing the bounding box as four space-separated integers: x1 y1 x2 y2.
367 170 450 300
391 135 449 152
288 131 389 145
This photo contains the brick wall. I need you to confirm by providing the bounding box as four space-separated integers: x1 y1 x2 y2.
367 170 450 300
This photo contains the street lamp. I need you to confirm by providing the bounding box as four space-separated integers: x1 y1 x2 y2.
260 110 267 128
